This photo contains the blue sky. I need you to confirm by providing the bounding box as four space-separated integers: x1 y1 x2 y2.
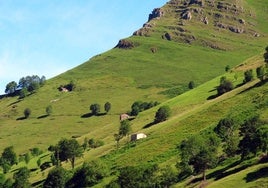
0 0 167 94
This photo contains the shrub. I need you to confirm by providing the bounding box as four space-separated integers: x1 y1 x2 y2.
154 106 171 123
244 69 254 83
24 108 31 119
188 81 195 89
217 77 234 96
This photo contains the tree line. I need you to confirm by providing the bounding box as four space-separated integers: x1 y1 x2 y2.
4 75 46 98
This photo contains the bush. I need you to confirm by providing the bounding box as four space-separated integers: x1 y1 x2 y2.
244 69 254 83
24 108 31 119
130 101 159 116
188 81 195 89
46 105 53 116
154 106 171 123
90 104 100 115
217 77 234 96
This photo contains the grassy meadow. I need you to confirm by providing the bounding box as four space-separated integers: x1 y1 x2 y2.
0 0 268 187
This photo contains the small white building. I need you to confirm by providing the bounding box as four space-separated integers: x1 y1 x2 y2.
131 133 147 141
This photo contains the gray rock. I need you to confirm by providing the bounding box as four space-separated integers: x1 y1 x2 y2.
148 8 164 22
182 11 192 20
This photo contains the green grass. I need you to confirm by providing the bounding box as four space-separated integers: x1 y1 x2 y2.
0 0 268 186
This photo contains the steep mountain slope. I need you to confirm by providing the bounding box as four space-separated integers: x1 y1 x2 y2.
0 0 268 187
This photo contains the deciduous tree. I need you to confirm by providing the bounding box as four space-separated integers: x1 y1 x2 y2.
90 103 100 115
43 167 67 188
56 138 83 169
13 167 30 188
104 102 111 114
154 106 171 123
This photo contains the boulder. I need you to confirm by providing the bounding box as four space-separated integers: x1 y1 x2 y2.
229 26 244 33
189 0 204 6
115 39 134 49
182 11 192 20
203 16 209 24
239 18 246 24
148 8 164 22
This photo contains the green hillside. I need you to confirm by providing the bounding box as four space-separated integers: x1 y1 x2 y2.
0 0 268 187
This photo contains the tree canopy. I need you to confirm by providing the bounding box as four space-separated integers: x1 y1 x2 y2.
54 138 83 169
154 106 171 123
179 133 220 181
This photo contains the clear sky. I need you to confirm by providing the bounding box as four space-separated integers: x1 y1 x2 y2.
0 0 167 94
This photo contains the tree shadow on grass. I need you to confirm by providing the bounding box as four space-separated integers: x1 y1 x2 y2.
238 79 268 95
207 94 219 100
244 167 268 182
81 112 107 118
8 99 22 107
37 114 49 119
32 179 45 187
143 121 156 129
81 113 93 118
16 117 26 121
96 112 106 116
190 160 244 184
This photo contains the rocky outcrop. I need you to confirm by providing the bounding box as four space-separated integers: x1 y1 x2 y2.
203 16 209 24
229 26 244 34
115 39 134 49
189 0 204 6
162 32 172 41
182 11 192 20
148 8 164 22
239 18 246 24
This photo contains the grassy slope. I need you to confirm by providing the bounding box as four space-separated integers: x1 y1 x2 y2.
0 0 267 187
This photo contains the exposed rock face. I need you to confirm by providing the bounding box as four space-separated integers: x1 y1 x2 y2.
115 39 134 49
182 11 192 20
229 26 244 33
215 22 227 29
239 18 246 24
148 8 164 22
189 0 204 6
163 32 172 41
203 16 209 24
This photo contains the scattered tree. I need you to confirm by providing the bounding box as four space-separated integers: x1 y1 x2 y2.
1 146 17 166
90 103 100 115
264 45 268 63
256 66 266 81
24 153 30 164
104 102 111 114
217 76 234 96
188 81 195 89
28 82 40 93
179 133 220 181
225 65 231 72
117 164 158 187
157 165 178 187
24 108 31 119
238 116 262 160
19 88 28 99
46 105 53 116
119 120 131 138
13 167 30 188
66 160 109 187
154 105 171 123
130 101 159 116
214 117 236 142
88 138 104 149
82 137 88 151
43 167 68 188
5 81 17 94
114 133 123 150
244 69 254 83
56 138 83 169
